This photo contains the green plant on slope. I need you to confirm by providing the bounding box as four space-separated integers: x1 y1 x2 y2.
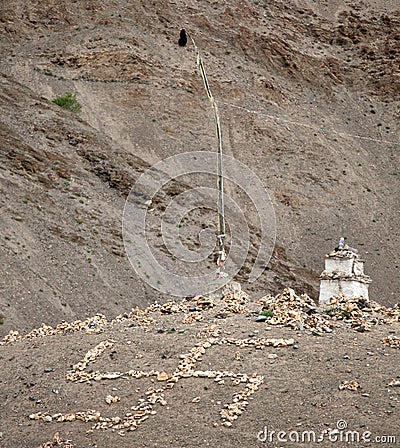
52 92 82 112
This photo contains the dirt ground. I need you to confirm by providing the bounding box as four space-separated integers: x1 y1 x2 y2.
0 285 399 448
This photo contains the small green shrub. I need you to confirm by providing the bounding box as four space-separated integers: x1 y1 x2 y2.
324 307 340 317
324 307 352 319
341 309 352 319
52 92 82 112
260 310 274 317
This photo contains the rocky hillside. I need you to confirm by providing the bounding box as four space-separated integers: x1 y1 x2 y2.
0 0 399 335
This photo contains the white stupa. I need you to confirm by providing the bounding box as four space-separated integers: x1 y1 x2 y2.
319 238 371 305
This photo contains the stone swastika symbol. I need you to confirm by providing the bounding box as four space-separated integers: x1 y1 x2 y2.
29 334 294 435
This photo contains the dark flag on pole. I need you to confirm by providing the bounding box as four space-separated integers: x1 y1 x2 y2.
178 29 187 47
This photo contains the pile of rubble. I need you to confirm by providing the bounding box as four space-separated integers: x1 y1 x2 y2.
383 336 400 349
323 295 399 332
0 314 109 346
2 283 398 348
259 288 332 334
258 288 399 334
193 282 251 318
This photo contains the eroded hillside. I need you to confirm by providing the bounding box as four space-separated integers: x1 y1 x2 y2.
0 0 399 335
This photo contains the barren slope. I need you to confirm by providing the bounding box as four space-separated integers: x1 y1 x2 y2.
0 2 399 334
1 1 400 447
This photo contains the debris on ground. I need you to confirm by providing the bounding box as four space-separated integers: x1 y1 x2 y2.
257 288 399 335
383 335 400 349
37 432 74 448
105 395 120 405
324 296 399 331
258 288 332 333
1 283 398 349
30 333 295 433
0 314 109 346
339 380 360 391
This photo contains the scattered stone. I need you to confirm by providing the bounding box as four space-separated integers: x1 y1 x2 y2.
383 336 400 349
0 314 110 346
182 312 203 324
37 431 74 448
259 288 332 334
339 380 360 391
105 395 120 405
157 372 169 381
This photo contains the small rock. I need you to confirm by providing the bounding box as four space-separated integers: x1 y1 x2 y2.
267 353 278 359
256 315 267 322
157 372 169 381
105 395 120 404
293 344 299 350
